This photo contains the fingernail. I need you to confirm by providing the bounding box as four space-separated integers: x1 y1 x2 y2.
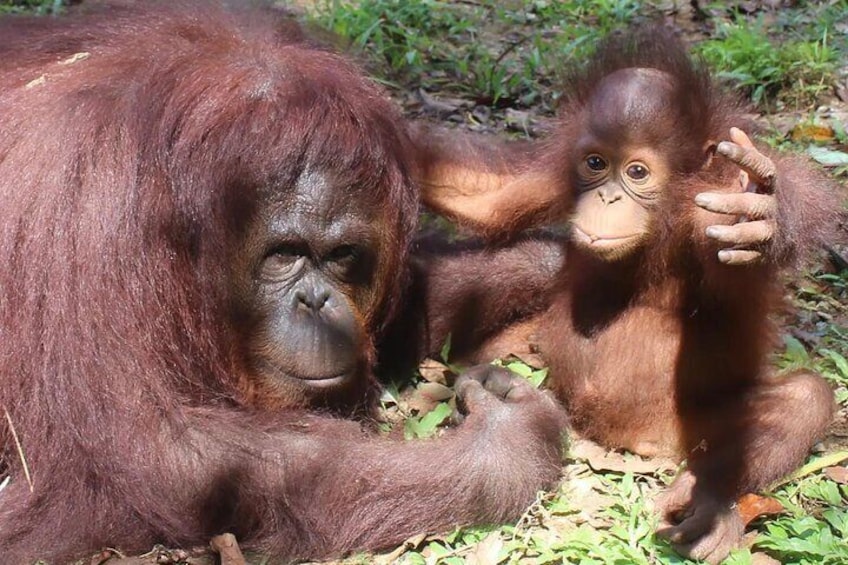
717 250 730 262
694 193 710 206
716 141 732 154
706 226 720 238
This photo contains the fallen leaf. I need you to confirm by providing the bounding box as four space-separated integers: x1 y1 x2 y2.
407 382 454 413
737 493 784 526
790 123 835 143
807 145 848 167
560 474 615 529
418 358 452 384
779 450 848 485
417 89 469 117
467 532 503 565
824 465 848 484
570 439 677 475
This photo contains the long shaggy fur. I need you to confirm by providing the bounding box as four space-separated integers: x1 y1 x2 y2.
0 3 568 563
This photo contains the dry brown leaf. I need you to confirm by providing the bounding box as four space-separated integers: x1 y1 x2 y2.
560 474 616 529
466 532 504 565
407 382 455 413
737 493 785 526
570 439 677 475
824 465 848 484
789 123 835 143
418 358 452 384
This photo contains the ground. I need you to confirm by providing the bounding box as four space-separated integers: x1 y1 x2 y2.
2 1 847 564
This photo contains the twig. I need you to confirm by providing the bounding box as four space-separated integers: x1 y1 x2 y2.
210 533 247 565
3 406 33 492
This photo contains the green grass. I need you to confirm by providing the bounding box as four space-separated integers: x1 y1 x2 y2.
311 0 848 111
695 21 838 109
0 0 66 14
311 0 642 109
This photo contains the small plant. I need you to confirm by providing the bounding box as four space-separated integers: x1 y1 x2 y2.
696 21 837 108
310 0 643 108
0 0 66 14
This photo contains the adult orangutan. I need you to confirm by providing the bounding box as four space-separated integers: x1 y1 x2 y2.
412 28 841 563
0 2 567 563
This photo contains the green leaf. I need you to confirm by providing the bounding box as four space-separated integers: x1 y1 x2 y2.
779 451 848 485
807 145 848 166
782 335 809 363
440 333 452 364
820 348 848 378
819 480 844 506
528 368 548 388
404 401 452 440
822 508 848 537
505 361 533 377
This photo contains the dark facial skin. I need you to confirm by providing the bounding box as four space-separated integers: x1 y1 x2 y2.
569 69 678 261
231 169 384 405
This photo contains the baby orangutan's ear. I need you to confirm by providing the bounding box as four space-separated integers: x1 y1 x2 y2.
703 140 718 168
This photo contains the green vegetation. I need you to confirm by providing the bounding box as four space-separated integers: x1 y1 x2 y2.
311 0 848 111
696 22 837 108
312 0 641 108
0 0 66 14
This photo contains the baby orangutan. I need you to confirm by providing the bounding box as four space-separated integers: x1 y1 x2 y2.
414 28 841 563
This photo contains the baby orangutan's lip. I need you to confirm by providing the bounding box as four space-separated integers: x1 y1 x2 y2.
571 224 640 250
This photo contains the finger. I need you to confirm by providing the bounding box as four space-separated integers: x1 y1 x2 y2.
729 126 755 149
455 378 495 412
448 409 466 426
658 505 695 526
656 523 695 545
716 142 776 192
678 512 742 565
678 539 724 565
717 249 763 265
705 221 774 245
482 367 518 398
695 192 776 219
457 364 502 385
656 511 715 545
456 364 519 402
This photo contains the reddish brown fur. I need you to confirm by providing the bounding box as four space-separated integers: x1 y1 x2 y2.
382 232 565 368
0 3 567 563
412 27 841 563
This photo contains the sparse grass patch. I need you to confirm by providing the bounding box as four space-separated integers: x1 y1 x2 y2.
695 21 838 109
309 0 643 108
312 1 848 112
